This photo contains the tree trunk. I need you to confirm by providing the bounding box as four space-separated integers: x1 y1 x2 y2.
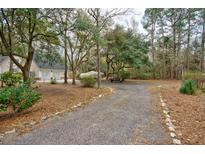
160 17 166 79
201 23 205 72
186 10 191 71
176 26 181 79
22 52 33 82
22 69 29 81
96 9 101 89
72 69 76 85
1 80 3 87
64 50 68 84
96 42 101 88
172 23 176 79
151 24 156 79
64 33 68 84
106 62 110 80
162 49 166 79
170 60 173 79
105 50 110 80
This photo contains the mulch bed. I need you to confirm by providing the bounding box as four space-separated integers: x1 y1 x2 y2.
158 80 205 144
0 83 111 134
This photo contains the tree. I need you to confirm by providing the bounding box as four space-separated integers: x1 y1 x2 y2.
0 8 58 81
142 8 203 79
142 8 162 79
51 9 95 85
185 9 192 71
67 10 95 85
105 25 149 78
87 8 129 88
199 9 205 72
50 8 74 84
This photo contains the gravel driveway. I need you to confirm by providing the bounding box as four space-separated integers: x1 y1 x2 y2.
1 81 171 144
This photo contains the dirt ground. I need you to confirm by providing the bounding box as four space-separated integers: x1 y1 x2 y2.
0 83 111 134
1 80 204 144
157 80 205 144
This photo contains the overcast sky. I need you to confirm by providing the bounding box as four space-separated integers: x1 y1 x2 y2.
114 8 146 34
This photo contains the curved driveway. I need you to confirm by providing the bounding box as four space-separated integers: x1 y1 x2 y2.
2 81 171 144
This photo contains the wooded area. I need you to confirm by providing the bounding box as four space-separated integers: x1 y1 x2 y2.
1 8 205 145
143 8 205 79
1 8 205 87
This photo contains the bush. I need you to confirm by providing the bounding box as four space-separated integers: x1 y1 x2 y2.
80 77 96 87
0 83 41 113
50 77 57 84
0 71 22 86
119 71 130 80
76 73 81 80
132 72 153 80
0 87 11 112
179 79 196 95
24 77 37 87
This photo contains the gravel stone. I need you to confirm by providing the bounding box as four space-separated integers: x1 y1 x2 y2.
166 114 171 118
30 121 37 125
178 133 182 136
166 122 175 128
168 126 175 132
165 118 171 123
161 103 166 107
5 128 16 134
173 139 181 145
55 112 61 115
170 132 176 138
1 82 171 145
163 110 169 114
41 116 48 120
0 135 3 139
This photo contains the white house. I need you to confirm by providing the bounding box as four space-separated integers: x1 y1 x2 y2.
0 55 65 81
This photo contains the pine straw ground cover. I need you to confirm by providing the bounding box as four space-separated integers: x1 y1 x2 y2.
157 80 205 144
0 83 111 134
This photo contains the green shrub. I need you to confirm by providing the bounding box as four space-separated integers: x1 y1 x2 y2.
141 73 153 80
0 71 22 86
11 85 41 112
132 72 153 80
23 77 37 87
0 87 12 112
50 77 57 84
0 84 41 113
119 71 130 80
179 79 196 95
76 73 81 80
80 77 96 87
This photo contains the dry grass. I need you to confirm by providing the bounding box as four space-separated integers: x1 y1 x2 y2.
131 79 205 144
158 80 205 144
0 83 111 134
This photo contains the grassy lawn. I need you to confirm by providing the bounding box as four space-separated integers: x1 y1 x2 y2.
0 83 111 134
157 80 205 144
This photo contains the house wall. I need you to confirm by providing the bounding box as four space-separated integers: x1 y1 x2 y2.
30 61 64 81
38 68 64 81
30 61 41 79
0 57 64 81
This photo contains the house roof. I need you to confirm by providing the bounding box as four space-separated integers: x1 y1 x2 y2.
34 54 64 70
34 60 64 70
0 55 64 70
